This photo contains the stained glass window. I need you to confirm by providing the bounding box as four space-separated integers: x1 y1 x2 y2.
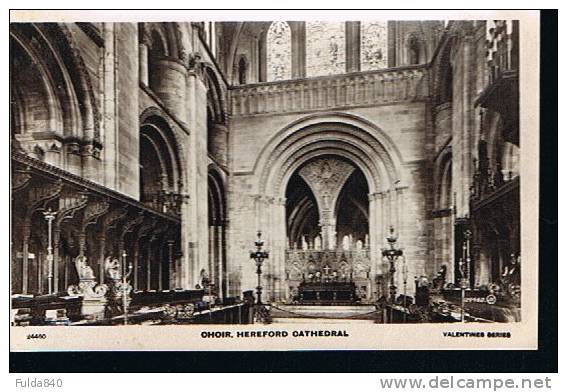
267 21 292 81
361 21 388 71
306 22 346 77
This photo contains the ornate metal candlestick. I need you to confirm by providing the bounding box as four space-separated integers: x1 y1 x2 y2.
104 251 132 324
250 231 271 323
402 255 408 323
382 227 404 303
459 229 472 323
42 208 57 294
381 227 403 323
121 250 133 325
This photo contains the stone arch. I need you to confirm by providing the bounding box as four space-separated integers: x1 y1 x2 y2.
141 22 181 59
207 163 228 299
208 164 226 225
255 112 404 198
10 23 97 142
139 108 185 195
56 24 99 142
204 65 227 124
435 148 453 210
431 34 457 105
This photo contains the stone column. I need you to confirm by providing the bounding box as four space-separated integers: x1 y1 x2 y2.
275 199 287 302
185 68 208 290
102 22 118 191
346 22 361 72
139 42 149 85
215 225 223 300
208 225 215 287
21 225 31 294
290 22 306 79
368 193 378 299
53 229 61 293
97 233 106 285
209 124 229 167
158 242 164 291
152 58 188 124
258 35 268 82
167 240 175 289
133 240 139 290
146 238 153 290
222 223 229 299
320 213 337 250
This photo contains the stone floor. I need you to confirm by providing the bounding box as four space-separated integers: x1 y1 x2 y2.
269 304 382 323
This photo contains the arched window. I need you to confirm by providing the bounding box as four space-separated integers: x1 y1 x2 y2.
306 22 345 77
360 21 388 71
267 21 292 81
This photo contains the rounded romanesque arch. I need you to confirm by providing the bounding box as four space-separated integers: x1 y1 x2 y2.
10 24 98 150
254 112 404 198
207 164 228 299
10 23 101 178
246 113 406 302
139 107 187 177
139 110 185 213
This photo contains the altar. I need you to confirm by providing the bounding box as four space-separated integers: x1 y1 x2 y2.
297 281 357 305
285 248 372 304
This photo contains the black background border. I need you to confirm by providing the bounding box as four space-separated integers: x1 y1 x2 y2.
9 9 558 373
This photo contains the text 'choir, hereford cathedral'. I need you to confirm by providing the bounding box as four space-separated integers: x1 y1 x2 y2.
11 20 520 325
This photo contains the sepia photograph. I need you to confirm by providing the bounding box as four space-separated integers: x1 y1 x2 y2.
9 10 541 351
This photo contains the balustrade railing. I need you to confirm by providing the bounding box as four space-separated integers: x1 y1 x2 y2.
230 65 429 116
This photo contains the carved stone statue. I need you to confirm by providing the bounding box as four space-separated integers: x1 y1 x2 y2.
67 256 108 320
104 257 122 281
75 255 95 280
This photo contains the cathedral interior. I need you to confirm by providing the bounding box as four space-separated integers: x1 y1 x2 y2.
10 20 520 325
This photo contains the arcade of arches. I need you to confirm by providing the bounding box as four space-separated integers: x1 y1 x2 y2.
10 20 520 315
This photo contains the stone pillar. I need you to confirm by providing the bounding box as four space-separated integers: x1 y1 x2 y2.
21 225 31 294
146 239 152 290
215 225 223 300
139 42 149 85
320 213 337 250
152 58 188 124
222 223 229 300
185 68 208 290
258 35 268 82
102 22 119 192
209 123 229 167
116 23 140 199
167 240 175 289
158 242 164 291
290 22 306 79
368 193 378 299
53 229 61 293
208 225 215 287
133 241 139 290
97 233 106 285
346 21 361 72
275 199 287 302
